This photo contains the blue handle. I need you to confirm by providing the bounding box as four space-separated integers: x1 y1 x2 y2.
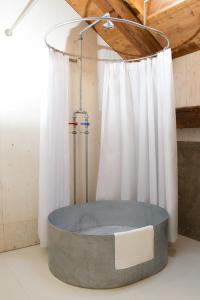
81 122 90 126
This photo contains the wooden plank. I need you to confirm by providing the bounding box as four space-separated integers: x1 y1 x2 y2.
148 0 185 17
125 0 200 58
124 0 185 21
176 106 200 128
123 0 144 20
147 0 200 58
125 0 188 19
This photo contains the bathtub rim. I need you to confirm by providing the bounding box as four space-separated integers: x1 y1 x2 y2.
48 200 169 238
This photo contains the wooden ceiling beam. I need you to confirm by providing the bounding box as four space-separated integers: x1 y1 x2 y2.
94 0 161 55
147 0 200 58
65 0 139 58
123 0 144 20
122 0 200 58
65 0 161 58
125 0 186 19
148 0 186 18
65 0 200 59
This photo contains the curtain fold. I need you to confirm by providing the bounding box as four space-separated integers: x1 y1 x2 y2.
38 50 70 247
96 49 178 242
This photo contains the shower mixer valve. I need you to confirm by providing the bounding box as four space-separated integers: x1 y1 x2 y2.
68 111 90 205
68 121 90 134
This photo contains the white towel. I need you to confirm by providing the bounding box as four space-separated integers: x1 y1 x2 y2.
114 225 154 270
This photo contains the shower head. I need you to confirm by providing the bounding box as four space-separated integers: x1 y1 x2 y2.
102 20 115 29
79 13 111 38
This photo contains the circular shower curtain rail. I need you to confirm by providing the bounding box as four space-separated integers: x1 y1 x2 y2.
45 16 170 62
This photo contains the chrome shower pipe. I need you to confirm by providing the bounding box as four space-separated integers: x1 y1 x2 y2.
72 110 89 204
71 14 106 204
71 114 77 205
79 37 83 112
78 13 109 112
84 114 89 204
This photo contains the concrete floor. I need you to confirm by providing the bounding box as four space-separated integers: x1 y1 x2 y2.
0 235 199 300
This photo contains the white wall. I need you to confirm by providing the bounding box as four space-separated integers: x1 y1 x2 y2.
173 50 200 141
0 0 100 251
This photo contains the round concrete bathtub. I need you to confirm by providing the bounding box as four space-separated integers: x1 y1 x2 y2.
48 201 168 289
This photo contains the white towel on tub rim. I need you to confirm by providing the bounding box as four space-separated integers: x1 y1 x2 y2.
114 225 154 270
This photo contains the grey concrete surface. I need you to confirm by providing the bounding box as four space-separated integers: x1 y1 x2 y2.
48 201 168 289
178 141 200 241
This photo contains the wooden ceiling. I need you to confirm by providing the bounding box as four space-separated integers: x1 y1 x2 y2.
65 0 200 59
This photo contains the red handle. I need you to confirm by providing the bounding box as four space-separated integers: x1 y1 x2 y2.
68 122 78 126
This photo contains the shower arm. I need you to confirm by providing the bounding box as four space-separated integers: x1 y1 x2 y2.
78 12 110 38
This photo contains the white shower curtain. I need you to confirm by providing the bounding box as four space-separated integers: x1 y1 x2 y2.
96 49 178 242
38 50 70 247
